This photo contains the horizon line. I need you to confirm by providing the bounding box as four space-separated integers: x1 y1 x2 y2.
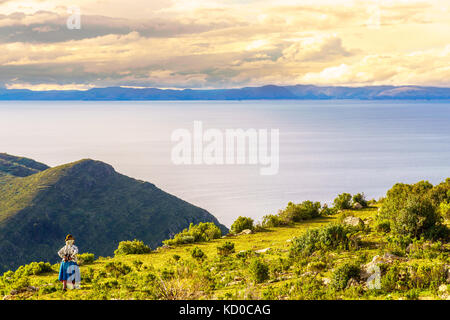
2 83 450 92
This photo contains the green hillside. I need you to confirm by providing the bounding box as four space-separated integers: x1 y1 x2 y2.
0 157 227 273
1 163 449 300
0 153 49 177
1 203 449 301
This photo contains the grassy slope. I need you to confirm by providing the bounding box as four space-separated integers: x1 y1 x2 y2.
0 163 73 223
6 206 421 300
5 207 450 300
0 153 50 177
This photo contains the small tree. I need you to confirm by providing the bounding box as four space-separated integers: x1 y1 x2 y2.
248 259 269 283
331 263 361 291
261 214 284 227
352 193 368 208
230 216 254 234
378 180 448 240
333 193 352 210
320 204 338 216
392 195 442 239
190 246 206 261
114 240 152 255
217 241 235 256
163 222 222 246
278 201 322 223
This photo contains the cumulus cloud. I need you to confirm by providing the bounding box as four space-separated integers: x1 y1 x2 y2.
0 0 449 88
299 46 450 87
281 35 353 62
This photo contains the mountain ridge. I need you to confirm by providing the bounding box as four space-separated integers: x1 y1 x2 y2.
1 84 450 100
0 155 227 273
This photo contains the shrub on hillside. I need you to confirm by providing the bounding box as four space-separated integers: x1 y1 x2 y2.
261 214 285 228
333 193 352 210
331 263 361 291
377 181 449 240
278 201 322 224
375 220 391 233
11 262 53 278
248 259 269 283
114 240 152 255
236 249 256 260
217 241 235 257
163 222 222 245
78 253 95 265
352 193 368 208
381 261 448 293
393 195 440 238
190 247 206 261
230 216 254 234
105 261 132 278
439 200 450 219
320 204 338 216
262 201 327 228
290 224 357 257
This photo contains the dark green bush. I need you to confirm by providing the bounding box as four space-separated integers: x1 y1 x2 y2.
217 241 235 256
393 195 441 238
278 201 322 224
163 222 222 245
352 193 368 207
261 214 285 227
320 204 338 216
38 284 58 295
290 224 356 257
377 181 449 240
132 260 143 270
236 250 255 260
331 263 361 291
13 262 53 277
160 268 175 280
423 224 450 241
114 240 152 255
104 262 132 278
248 259 269 283
230 216 254 234
78 253 95 265
262 201 327 228
190 247 206 261
172 254 181 261
376 220 391 233
333 193 352 210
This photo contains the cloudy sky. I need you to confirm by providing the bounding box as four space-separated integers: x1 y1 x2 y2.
0 0 449 90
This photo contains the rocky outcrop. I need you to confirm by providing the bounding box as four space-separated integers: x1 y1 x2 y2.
353 202 363 210
342 216 364 228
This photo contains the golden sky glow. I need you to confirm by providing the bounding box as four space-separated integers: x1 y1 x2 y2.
0 0 449 89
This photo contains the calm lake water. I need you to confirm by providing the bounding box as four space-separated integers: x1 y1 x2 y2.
1 100 450 226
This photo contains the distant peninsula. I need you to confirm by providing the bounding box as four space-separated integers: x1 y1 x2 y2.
1 84 450 101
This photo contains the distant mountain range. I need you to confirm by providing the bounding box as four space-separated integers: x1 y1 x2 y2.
0 153 227 273
1 85 450 100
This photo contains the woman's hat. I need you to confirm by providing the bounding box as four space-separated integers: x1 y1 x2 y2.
65 234 74 241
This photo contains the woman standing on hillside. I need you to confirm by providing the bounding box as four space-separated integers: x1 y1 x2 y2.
58 234 81 291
